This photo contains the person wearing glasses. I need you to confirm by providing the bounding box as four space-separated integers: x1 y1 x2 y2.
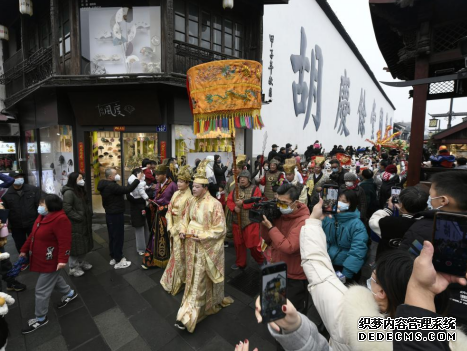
260 183 310 315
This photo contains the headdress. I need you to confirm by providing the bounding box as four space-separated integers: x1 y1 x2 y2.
270 158 280 166
283 158 296 174
154 164 167 175
236 154 247 168
237 170 252 182
193 159 209 185
177 165 192 182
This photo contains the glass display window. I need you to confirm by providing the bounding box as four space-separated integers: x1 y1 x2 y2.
39 125 74 196
122 132 158 183
80 6 161 75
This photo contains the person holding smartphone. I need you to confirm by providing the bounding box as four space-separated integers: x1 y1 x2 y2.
399 171 467 329
260 183 310 315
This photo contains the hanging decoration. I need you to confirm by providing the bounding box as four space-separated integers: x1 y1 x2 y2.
19 0 33 16
223 0 234 9
187 59 263 135
365 125 402 152
0 25 9 41
187 59 263 228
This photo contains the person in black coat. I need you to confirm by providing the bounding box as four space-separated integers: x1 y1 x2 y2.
329 160 346 187
267 144 279 162
213 154 228 188
370 186 427 259
399 171 467 330
2 171 45 253
329 145 338 156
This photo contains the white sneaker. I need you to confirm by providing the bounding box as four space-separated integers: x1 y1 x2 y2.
109 259 116 266
114 259 131 269
68 267 85 277
80 261 93 271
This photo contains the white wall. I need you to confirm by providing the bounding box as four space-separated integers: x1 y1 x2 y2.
254 0 395 156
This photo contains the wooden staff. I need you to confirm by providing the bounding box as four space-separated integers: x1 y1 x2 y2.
231 130 241 227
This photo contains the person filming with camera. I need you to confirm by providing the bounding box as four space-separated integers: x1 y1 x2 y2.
227 170 264 270
260 183 310 314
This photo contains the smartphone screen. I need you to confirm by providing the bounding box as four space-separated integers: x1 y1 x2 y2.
321 186 339 214
432 213 467 277
391 187 402 203
261 262 287 323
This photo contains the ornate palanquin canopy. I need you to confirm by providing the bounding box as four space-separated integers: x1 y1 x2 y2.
186 60 264 135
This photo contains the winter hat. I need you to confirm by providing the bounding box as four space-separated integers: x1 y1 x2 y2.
385 165 397 174
344 172 358 182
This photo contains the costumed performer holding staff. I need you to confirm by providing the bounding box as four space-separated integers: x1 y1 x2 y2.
142 163 178 269
175 160 233 332
161 165 193 295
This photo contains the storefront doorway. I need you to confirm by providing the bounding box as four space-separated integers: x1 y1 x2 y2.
88 130 158 213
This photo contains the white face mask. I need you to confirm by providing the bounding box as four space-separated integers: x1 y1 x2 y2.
114 174 121 182
77 179 85 187
427 195 446 210
345 181 354 187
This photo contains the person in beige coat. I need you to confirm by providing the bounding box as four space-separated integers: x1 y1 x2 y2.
296 199 466 351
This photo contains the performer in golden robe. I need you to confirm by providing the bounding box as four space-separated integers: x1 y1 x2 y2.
160 166 193 295
175 160 233 333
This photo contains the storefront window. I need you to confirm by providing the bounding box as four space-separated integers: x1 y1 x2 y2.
80 6 161 75
39 126 74 196
25 130 39 187
123 133 158 183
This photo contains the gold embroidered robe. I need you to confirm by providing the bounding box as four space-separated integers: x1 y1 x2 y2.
161 189 193 295
176 191 233 332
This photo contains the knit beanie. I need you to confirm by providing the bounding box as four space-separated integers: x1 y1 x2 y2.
344 172 358 182
385 165 397 174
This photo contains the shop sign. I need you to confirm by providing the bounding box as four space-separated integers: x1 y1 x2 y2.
160 141 166 160
0 142 15 154
114 126 126 132
429 119 438 128
78 142 85 173
155 125 167 132
0 25 9 41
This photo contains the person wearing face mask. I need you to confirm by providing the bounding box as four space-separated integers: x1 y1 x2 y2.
398 171 467 329
3 171 44 260
61 172 93 277
260 184 310 315
322 189 368 283
306 162 329 210
329 159 347 187
253 199 462 351
98 168 143 270
127 168 150 256
19 195 77 334
342 172 367 221
280 160 308 205
259 159 282 200
227 170 263 270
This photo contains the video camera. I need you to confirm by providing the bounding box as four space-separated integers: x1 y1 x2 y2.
245 197 282 223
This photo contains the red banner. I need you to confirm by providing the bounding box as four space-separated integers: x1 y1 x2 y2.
160 141 167 160
78 142 85 173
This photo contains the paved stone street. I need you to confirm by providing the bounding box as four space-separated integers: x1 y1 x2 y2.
3 217 277 351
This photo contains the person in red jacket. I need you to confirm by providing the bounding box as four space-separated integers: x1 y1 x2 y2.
227 170 264 270
19 194 77 334
260 183 310 314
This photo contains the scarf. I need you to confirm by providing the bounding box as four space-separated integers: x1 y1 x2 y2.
382 171 394 182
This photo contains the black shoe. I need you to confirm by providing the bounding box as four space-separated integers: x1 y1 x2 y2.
22 317 49 334
57 291 78 309
174 321 186 330
7 280 26 292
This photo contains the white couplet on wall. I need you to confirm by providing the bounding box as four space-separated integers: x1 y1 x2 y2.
255 0 395 155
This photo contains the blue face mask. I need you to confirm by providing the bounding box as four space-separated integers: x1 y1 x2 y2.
338 201 349 211
14 178 24 186
332 168 339 173
38 205 48 216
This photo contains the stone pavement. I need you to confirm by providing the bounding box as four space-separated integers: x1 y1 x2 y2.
3 218 277 351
